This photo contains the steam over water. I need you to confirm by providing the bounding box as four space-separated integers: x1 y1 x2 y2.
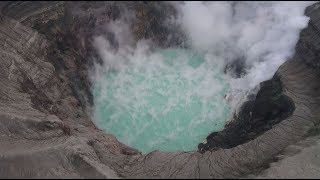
177 1 312 110
91 2 312 153
93 49 230 153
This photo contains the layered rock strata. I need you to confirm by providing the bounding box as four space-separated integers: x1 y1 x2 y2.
0 1 319 178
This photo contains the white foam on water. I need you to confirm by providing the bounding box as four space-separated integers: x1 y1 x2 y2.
90 2 313 153
92 45 230 153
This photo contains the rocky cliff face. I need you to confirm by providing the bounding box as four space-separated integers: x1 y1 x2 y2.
0 1 319 178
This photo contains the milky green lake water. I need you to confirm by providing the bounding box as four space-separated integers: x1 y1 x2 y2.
93 48 230 153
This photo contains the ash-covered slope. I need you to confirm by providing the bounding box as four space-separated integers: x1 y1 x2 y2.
0 1 319 178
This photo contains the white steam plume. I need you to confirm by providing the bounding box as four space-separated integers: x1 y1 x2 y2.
91 1 314 120
89 2 315 151
176 1 313 111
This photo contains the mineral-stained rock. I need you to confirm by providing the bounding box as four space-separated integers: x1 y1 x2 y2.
0 1 319 179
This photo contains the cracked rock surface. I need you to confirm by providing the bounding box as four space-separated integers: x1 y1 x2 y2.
0 1 319 178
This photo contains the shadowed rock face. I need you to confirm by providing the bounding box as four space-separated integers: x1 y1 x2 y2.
0 1 319 179
199 74 296 152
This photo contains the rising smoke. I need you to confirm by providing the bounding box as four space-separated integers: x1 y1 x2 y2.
90 1 314 152
91 1 313 119
175 1 312 110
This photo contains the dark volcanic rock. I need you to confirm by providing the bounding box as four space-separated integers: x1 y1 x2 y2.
132 1 186 48
199 74 296 153
296 2 320 69
199 2 320 154
0 1 320 179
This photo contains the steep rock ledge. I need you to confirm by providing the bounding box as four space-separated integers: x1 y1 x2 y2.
199 75 296 152
0 2 143 178
200 1 320 153
0 1 319 179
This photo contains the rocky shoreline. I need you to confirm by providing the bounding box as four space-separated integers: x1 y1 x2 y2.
199 74 296 153
199 2 320 154
0 1 319 178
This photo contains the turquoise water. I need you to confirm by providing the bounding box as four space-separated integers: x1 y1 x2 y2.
93 48 230 153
